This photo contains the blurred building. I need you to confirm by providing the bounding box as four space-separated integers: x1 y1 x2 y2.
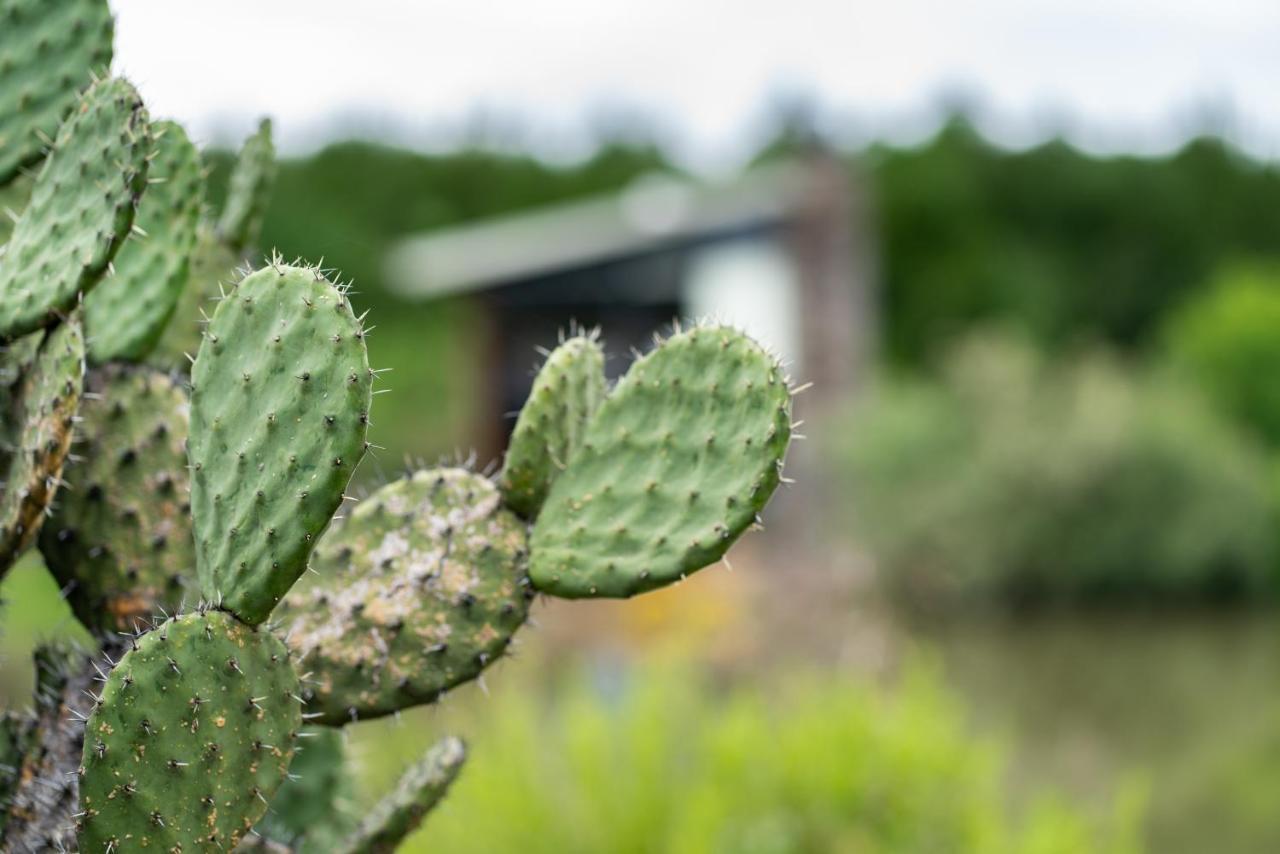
384 151 875 458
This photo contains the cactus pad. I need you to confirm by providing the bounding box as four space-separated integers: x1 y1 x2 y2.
217 118 276 252
189 263 372 625
255 727 358 851
85 120 203 363
149 224 241 370
530 325 792 598
336 737 466 854
0 77 150 340
0 0 114 184
40 364 193 634
499 331 605 519
0 317 84 577
0 170 33 246
280 469 531 724
78 610 302 852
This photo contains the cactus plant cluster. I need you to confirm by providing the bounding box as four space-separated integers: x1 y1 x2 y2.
0 1 798 851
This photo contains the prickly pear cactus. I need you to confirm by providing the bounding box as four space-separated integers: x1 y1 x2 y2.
529 324 792 598
499 330 605 519
78 610 302 852
0 76 150 340
189 262 372 625
281 468 530 724
254 727 358 852
0 171 33 245
2 640 101 852
217 118 276 253
150 122 279 372
40 363 193 634
150 224 242 369
0 317 84 577
85 119 203 363
0 0 114 185
0 712 23 835
335 737 466 854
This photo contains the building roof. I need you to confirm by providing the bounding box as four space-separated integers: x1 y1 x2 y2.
383 160 809 298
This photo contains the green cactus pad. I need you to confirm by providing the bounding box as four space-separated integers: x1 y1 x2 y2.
0 77 150 340
0 0 114 184
217 118 276 253
150 224 241 370
0 317 84 577
335 737 466 854
78 610 302 852
40 364 193 634
499 331 605 519
0 170 33 246
255 727 358 851
189 263 372 625
280 469 531 725
85 120 203 363
529 325 792 598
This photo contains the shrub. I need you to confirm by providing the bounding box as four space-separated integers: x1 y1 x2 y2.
1163 264 1280 448
354 657 1142 854
839 331 1276 605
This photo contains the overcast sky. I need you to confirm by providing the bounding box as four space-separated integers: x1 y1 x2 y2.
111 0 1280 171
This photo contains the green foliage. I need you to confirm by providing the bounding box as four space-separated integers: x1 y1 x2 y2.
0 318 84 578
39 364 192 634
79 610 302 852
500 330 605 519
0 0 113 184
0 77 149 339
189 263 372 625
872 119 1280 366
531 325 792 598
281 468 531 725
394 659 1140 854
1162 264 1280 448
841 331 1276 604
85 119 203 363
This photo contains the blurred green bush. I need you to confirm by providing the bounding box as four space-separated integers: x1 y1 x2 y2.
872 120 1280 367
1163 264 1280 449
360 658 1141 854
839 331 1276 605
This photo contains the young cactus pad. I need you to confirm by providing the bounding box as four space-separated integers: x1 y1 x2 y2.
280 468 531 724
217 118 276 253
0 0 114 184
149 224 241 370
0 76 150 340
529 325 792 598
499 330 605 519
335 737 467 854
85 119 203 363
40 364 193 634
0 318 84 577
78 610 302 852
189 262 372 625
